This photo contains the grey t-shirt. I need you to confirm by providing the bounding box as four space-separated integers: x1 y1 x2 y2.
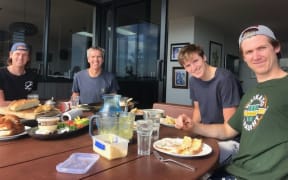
189 68 242 124
72 69 119 104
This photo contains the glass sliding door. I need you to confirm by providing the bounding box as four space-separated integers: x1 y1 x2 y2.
104 0 167 108
115 22 159 79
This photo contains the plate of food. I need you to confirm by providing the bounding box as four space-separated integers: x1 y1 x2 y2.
130 108 144 116
77 103 102 112
0 114 31 141
27 117 89 140
0 126 31 141
153 136 212 158
160 116 176 127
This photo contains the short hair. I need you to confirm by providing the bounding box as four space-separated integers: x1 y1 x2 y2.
87 46 105 58
177 44 205 66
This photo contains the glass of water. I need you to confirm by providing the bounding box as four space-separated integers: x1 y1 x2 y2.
70 95 79 108
136 119 153 156
143 109 164 141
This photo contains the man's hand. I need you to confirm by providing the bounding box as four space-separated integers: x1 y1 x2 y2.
175 114 194 130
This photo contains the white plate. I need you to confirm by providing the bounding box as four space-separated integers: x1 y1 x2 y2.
153 138 212 158
0 126 31 141
160 118 175 127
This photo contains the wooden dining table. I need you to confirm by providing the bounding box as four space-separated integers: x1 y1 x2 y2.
0 116 219 180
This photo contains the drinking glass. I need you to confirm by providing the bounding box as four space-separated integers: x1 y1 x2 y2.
143 109 164 141
27 94 39 100
70 95 79 109
136 120 153 156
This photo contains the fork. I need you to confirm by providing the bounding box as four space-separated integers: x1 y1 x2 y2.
153 150 196 172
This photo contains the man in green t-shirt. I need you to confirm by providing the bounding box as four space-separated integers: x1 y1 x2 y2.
175 25 288 179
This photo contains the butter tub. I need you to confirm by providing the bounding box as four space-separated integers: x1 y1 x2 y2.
92 134 129 160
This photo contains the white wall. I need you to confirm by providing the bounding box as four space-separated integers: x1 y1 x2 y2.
165 16 195 105
194 18 225 66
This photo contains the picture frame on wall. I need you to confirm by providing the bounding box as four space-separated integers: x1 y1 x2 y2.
172 67 188 89
209 41 222 67
170 43 189 61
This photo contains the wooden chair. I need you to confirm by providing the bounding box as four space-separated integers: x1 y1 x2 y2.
152 102 193 118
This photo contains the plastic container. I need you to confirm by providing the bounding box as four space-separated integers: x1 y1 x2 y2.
92 134 129 160
56 153 99 174
36 116 60 134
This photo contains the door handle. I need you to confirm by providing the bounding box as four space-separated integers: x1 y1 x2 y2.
157 59 164 81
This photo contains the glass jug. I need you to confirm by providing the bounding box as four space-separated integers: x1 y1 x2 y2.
89 111 135 141
99 94 122 113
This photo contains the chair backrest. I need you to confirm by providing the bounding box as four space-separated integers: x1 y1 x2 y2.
152 102 193 118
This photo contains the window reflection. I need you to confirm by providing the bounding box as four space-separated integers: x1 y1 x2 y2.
116 23 159 79
48 0 94 79
0 0 94 80
0 0 44 70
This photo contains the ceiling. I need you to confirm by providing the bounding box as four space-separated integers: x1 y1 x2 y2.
172 0 288 42
1 0 288 42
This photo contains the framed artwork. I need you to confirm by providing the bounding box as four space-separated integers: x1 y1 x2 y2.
224 54 240 76
209 41 223 67
170 43 189 61
172 67 188 89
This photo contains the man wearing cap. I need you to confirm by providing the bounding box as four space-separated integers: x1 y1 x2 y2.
175 25 288 179
0 42 38 106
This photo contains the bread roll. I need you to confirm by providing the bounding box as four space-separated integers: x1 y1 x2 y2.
0 114 24 136
181 136 192 149
177 136 203 155
34 104 53 113
190 138 203 154
165 115 175 125
8 99 40 111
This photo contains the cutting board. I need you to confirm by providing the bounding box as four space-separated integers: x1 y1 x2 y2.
0 106 60 120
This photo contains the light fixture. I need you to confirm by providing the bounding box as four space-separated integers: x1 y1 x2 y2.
107 27 136 36
8 0 38 36
9 22 38 36
116 27 136 36
76 31 93 37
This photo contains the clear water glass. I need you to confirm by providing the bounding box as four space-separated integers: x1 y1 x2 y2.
136 120 153 156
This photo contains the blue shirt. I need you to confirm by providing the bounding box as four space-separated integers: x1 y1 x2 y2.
72 69 119 104
189 68 242 124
